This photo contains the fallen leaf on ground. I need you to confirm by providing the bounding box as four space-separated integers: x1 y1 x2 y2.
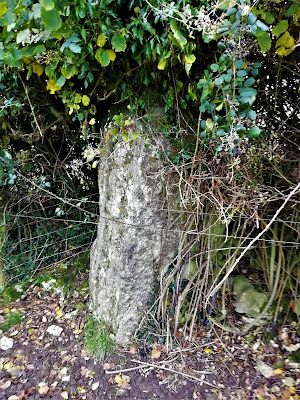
92 382 99 390
56 307 64 319
0 379 11 389
283 377 295 387
37 382 49 395
103 362 113 370
151 349 161 359
273 368 283 375
130 345 136 354
281 390 293 400
256 386 267 398
60 391 68 399
115 374 130 389
257 360 273 378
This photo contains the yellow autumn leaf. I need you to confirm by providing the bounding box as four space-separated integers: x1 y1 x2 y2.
157 59 167 70
276 46 294 56
289 387 296 394
3 361 13 370
3 307 10 313
82 95 90 106
204 348 214 354
32 63 44 77
0 2 8 18
273 368 283 375
56 307 63 319
97 34 107 47
46 78 61 94
151 349 161 359
22 56 34 65
107 49 116 61
115 375 122 384
74 93 82 103
276 31 294 49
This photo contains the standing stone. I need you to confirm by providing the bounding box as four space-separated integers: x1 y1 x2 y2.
89 133 178 345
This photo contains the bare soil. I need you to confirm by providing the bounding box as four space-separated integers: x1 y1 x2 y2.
0 284 299 400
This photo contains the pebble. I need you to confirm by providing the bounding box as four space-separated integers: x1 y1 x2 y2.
46 325 63 336
257 360 273 378
0 336 14 350
283 377 295 387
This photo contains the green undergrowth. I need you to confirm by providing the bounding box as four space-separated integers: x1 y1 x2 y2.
3 218 95 283
0 311 21 332
83 317 115 360
1 252 90 307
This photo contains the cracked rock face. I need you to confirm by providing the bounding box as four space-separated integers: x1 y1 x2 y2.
89 135 178 345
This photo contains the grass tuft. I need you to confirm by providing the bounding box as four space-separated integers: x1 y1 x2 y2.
83 317 115 360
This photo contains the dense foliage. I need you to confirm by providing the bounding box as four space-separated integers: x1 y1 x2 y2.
0 0 299 331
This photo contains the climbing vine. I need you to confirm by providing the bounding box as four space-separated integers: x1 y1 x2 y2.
0 0 298 152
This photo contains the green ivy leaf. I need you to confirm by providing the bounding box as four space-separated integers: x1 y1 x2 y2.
264 12 275 24
96 34 106 47
61 64 77 79
247 12 257 25
239 88 257 97
32 3 42 18
237 70 247 77
0 2 8 18
95 48 110 66
33 44 46 55
111 34 127 52
185 54 196 64
16 29 31 44
69 43 82 53
56 75 66 87
244 77 255 86
247 110 257 120
41 8 62 31
272 20 288 37
247 126 261 138
286 3 299 17
170 21 187 49
257 32 271 53
4 49 22 67
0 9 15 26
235 59 243 70
215 76 224 85
255 21 269 32
211 63 219 72
226 7 237 16
39 0 55 11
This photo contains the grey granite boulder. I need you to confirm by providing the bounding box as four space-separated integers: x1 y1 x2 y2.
89 133 179 345
233 275 267 317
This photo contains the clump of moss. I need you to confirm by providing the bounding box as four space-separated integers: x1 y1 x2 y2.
2 286 23 305
1 311 21 332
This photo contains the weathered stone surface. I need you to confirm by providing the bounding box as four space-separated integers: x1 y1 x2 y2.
233 275 267 317
89 134 179 345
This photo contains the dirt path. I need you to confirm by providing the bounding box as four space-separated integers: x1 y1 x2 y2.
1 285 299 400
